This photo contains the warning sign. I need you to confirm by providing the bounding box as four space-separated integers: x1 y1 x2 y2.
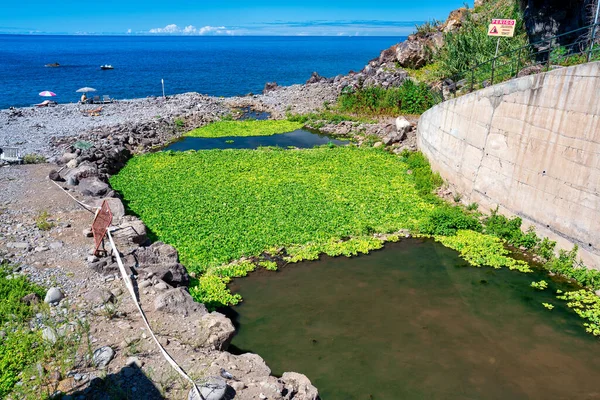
488 19 516 37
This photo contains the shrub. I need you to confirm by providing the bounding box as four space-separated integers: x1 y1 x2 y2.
434 0 528 79
399 150 444 200
483 207 539 250
337 80 438 116
0 263 46 397
22 153 46 164
466 202 479 211
419 205 482 236
35 210 54 231
414 19 442 35
544 246 600 290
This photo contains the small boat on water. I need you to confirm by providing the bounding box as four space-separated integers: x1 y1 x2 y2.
45 62 60 67
100 64 114 70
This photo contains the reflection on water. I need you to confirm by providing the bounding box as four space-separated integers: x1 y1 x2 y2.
226 238 600 400
163 129 347 151
237 106 270 121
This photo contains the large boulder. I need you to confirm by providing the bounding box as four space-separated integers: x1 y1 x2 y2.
280 372 319 400
135 242 189 287
306 71 327 84
188 377 227 400
44 287 64 304
396 39 430 69
78 177 110 197
91 197 126 225
154 287 207 317
62 163 99 185
442 7 468 33
263 82 279 93
102 146 132 175
58 152 78 165
143 263 190 287
395 32 443 69
48 169 64 182
112 216 148 245
197 312 235 351
136 241 179 265
395 116 413 135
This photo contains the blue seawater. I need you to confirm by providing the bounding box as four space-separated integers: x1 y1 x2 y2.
0 35 404 109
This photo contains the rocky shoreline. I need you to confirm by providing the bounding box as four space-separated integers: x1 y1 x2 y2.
0 46 422 398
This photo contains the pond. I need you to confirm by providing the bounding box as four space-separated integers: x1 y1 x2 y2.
163 129 347 151
225 238 600 400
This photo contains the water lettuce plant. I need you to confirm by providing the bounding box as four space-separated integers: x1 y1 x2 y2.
185 120 303 138
435 230 531 272
530 280 548 290
557 289 600 336
111 147 436 271
111 120 598 337
111 147 436 305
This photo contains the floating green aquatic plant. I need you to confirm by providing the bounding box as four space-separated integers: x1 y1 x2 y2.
435 230 532 272
185 120 304 138
557 289 600 336
531 280 548 290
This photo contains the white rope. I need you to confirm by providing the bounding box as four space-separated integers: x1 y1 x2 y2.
49 173 203 398
106 229 203 399
49 178 98 214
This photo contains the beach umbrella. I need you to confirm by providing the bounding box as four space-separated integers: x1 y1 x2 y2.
76 87 97 93
39 91 57 97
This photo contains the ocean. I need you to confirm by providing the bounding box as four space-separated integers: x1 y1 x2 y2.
0 35 403 110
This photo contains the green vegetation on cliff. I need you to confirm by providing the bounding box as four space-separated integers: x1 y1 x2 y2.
337 80 438 116
434 0 528 77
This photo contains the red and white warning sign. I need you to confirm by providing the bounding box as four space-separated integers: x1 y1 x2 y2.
488 19 516 37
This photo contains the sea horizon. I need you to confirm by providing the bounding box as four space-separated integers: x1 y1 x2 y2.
0 35 404 109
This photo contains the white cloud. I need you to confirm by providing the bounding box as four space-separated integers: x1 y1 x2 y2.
148 24 233 35
149 24 180 34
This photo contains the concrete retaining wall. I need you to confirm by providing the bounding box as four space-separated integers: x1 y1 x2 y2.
417 62 600 269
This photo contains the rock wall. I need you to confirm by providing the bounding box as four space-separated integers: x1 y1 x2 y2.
520 0 595 46
417 62 600 269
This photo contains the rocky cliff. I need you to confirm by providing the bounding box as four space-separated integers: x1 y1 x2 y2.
520 0 597 45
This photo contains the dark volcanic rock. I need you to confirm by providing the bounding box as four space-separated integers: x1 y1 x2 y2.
135 242 189 287
48 169 64 182
306 71 328 84
263 82 279 93
154 287 207 317
396 32 444 69
521 0 592 52
78 177 110 197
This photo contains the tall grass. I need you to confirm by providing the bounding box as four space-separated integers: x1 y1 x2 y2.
338 80 438 116
433 0 528 78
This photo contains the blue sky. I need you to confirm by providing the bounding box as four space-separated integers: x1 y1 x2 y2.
2 0 470 36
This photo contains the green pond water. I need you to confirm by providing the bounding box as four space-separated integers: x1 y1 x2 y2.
226 238 600 400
